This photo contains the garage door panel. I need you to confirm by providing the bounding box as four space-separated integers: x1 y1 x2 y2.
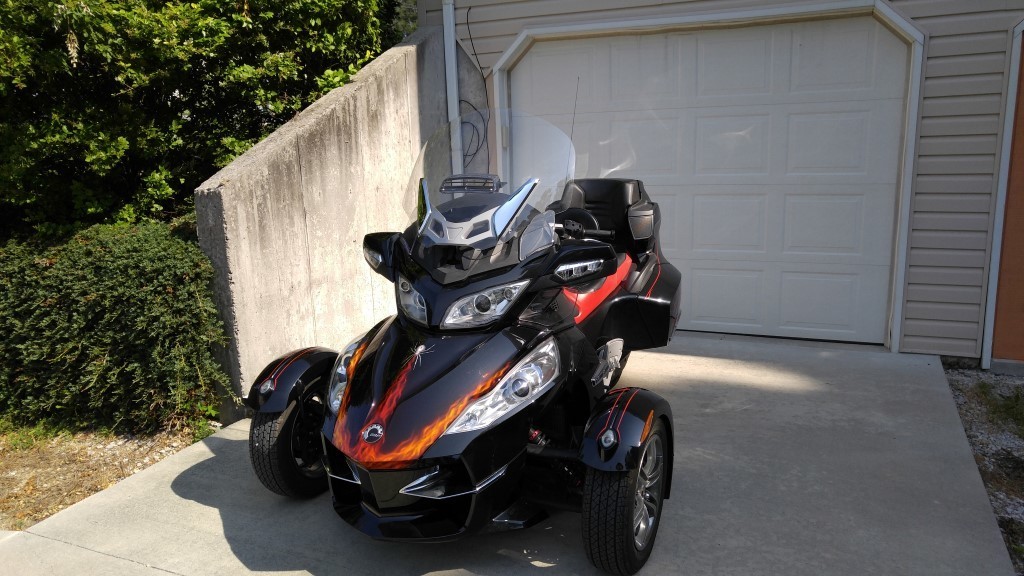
790 17 909 101
683 262 889 341
696 28 775 98
779 271 861 331
510 17 908 344
518 21 907 114
694 114 771 175
514 46 597 115
608 114 684 177
786 111 870 174
610 34 686 105
682 102 904 186
779 264 889 341
782 185 896 265
655 184 896 266
692 194 767 253
564 118 601 181
785 99 904 180
791 18 878 94
783 194 864 255
687 267 766 328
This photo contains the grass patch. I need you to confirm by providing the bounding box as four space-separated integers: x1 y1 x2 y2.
0 418 74 451
1000 517 1024 570
977 381 1024 434
189 419 217 442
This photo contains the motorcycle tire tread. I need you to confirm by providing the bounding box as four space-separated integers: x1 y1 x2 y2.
249 404 327 499
581 420 664 576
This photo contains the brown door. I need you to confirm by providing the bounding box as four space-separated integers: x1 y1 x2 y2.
994 52 1024 362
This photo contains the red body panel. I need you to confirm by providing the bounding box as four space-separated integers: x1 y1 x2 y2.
564 255 635 323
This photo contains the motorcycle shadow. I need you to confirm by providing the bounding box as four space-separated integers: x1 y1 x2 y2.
170 427 599 575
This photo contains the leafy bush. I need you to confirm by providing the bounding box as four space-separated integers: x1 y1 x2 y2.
0 220 229 433
0 0 389 236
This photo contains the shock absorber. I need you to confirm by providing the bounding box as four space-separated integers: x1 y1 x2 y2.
528 427 550 446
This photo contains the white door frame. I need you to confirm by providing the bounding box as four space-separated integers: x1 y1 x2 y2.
490 0 925 352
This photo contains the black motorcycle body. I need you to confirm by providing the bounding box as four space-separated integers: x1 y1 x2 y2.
246 113 682 575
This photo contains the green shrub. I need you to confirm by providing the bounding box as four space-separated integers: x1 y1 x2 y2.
0 0 388 236
0 221 228 433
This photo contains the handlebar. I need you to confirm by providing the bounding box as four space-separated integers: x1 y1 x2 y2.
558 220 616 241
584 229 615 240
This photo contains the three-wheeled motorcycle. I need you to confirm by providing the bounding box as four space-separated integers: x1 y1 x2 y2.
244 111 682 575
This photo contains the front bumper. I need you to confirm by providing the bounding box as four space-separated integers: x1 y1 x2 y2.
323 433 522 541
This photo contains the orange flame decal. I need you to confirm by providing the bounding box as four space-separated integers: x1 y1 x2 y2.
334 356 512 470
371 362 511 469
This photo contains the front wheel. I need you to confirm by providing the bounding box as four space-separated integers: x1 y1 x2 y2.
249 383 328 499
581 420 667 575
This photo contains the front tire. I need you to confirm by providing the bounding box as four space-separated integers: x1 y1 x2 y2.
581 420 667 575
249 384 328 499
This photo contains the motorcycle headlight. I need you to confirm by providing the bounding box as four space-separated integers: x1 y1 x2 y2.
397 274 428 325
442 280 529 329
328 333 368 415
444 338 559 435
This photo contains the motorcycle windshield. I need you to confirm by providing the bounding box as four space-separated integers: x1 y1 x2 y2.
405 111 575 281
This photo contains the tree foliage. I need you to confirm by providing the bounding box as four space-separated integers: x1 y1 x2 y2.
0 0 386 236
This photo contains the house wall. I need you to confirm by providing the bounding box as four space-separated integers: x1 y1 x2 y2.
423 0 1024 358
195 27 484 411
898 0 1023 356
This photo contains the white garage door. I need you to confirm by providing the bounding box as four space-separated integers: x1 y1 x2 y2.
509 17 909 343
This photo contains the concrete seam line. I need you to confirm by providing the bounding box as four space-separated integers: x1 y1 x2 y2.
21 530 188 575
294 127 320 343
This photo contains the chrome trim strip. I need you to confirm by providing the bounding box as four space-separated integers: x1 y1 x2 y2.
399 461 512 500
398 466 443 496
475 462 509 491
327 472 360 485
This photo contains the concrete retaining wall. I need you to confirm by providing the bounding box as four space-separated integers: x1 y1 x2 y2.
196 27 484 415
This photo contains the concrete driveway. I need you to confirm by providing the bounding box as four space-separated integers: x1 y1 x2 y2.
0 334 1014 575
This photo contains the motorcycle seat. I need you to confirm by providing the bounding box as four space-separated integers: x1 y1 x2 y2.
549 178 651 255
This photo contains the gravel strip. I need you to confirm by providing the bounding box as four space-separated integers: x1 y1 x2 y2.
947 367 1024 575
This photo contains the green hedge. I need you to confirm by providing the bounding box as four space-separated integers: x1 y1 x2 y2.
0 220 228 433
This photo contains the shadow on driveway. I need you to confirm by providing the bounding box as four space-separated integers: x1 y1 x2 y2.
170 429 599 575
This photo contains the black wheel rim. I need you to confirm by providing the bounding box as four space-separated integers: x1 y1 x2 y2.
291 386 326 477
633 434 664 550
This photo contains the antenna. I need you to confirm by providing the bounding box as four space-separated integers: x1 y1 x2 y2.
565 76 580 183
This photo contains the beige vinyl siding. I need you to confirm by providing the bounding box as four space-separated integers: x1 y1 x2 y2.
423 0 1024 357
896 0 1023 356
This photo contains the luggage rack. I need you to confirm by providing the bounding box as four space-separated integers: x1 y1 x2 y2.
440 174 505 194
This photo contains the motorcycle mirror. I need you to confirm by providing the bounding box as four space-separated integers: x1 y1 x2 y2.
362 232 400 281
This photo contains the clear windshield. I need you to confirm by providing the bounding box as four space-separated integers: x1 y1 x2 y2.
403 110 575 282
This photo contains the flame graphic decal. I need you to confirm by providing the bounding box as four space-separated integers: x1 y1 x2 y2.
334 352 512 470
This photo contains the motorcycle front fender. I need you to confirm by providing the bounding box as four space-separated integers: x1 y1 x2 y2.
579 387 674 499
244 347 338 413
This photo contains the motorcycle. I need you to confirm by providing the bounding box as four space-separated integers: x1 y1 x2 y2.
244 111 682 575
